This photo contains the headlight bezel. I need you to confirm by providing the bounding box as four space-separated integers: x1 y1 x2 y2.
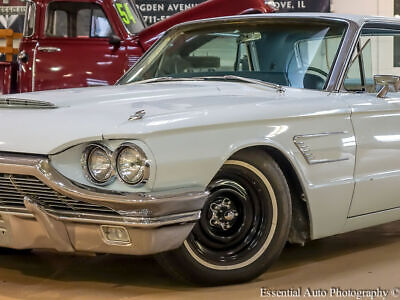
113 142 150 185
81 142 150 187
81 143 116 186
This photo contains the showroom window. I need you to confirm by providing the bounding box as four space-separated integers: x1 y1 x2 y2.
45 2 113 38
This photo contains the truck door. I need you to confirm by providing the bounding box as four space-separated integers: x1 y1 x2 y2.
33 1 127 91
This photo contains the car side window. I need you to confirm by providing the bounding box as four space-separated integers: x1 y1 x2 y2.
344 26 400 92
288 35 342 89
46 2 113 38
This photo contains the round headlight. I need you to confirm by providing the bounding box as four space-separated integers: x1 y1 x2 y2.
115 144 149 185
82 144 114 185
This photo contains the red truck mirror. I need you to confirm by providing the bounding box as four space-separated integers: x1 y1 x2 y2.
109 35 121 47
17 50 29 63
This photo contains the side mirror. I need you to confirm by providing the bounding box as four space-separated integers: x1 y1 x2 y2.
17 50 29 63
374 75 400 98
109 34 121 47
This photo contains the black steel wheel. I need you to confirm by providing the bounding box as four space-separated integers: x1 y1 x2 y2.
156 149 292 285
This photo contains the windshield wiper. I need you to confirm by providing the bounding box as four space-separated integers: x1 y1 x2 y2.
197 75 285 93
132 77 205 84
132 75 285 93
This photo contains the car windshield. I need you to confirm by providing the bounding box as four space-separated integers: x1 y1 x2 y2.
114 0 145 34
118 20 347 90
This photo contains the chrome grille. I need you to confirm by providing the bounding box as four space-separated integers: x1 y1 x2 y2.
0 174 117 216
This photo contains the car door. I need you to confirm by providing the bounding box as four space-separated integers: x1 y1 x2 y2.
34 0 127 91
342 23 400 216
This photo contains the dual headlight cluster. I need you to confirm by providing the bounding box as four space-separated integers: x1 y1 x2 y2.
81 143 149 186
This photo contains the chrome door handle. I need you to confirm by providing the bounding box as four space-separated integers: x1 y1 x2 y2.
37 47 61 53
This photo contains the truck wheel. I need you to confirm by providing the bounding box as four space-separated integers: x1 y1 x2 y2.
156 150 292 285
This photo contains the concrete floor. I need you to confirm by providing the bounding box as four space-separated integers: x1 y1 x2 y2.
0 221 398 300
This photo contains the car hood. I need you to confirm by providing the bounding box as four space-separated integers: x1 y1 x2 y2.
0 81 322 154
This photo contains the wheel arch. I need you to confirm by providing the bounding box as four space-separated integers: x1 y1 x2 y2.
226 144 311 245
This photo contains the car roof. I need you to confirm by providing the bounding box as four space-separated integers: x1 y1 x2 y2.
268 13 400 25
177 13 400 29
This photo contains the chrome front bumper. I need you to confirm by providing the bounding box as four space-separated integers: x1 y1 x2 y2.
0 153 208 255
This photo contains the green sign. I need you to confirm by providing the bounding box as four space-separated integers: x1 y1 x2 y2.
116 2 137 25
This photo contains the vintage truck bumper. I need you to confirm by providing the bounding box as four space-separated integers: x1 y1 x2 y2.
0 153 207 255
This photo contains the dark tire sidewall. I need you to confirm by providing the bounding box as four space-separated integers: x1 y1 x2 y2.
157 150 292 285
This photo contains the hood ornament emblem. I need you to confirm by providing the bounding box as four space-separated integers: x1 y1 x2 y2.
129 110 146 121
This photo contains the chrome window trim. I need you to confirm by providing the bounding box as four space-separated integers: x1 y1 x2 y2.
325 19 360 92
23 1 36 38
118 15 351 92
336 21 400 92
44 2 115 39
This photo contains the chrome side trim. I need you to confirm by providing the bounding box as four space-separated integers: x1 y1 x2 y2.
294 131 348 139
0 205 201 228
32 43 38 92
46 209 201 228
293 132 350 165
23 195 201 228
37 46 61 53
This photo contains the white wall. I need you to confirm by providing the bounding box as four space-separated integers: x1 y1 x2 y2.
331 0 394 16
331 0 400 79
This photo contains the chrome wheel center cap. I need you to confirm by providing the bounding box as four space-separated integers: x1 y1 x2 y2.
224 210 237 221
209 198 239 231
